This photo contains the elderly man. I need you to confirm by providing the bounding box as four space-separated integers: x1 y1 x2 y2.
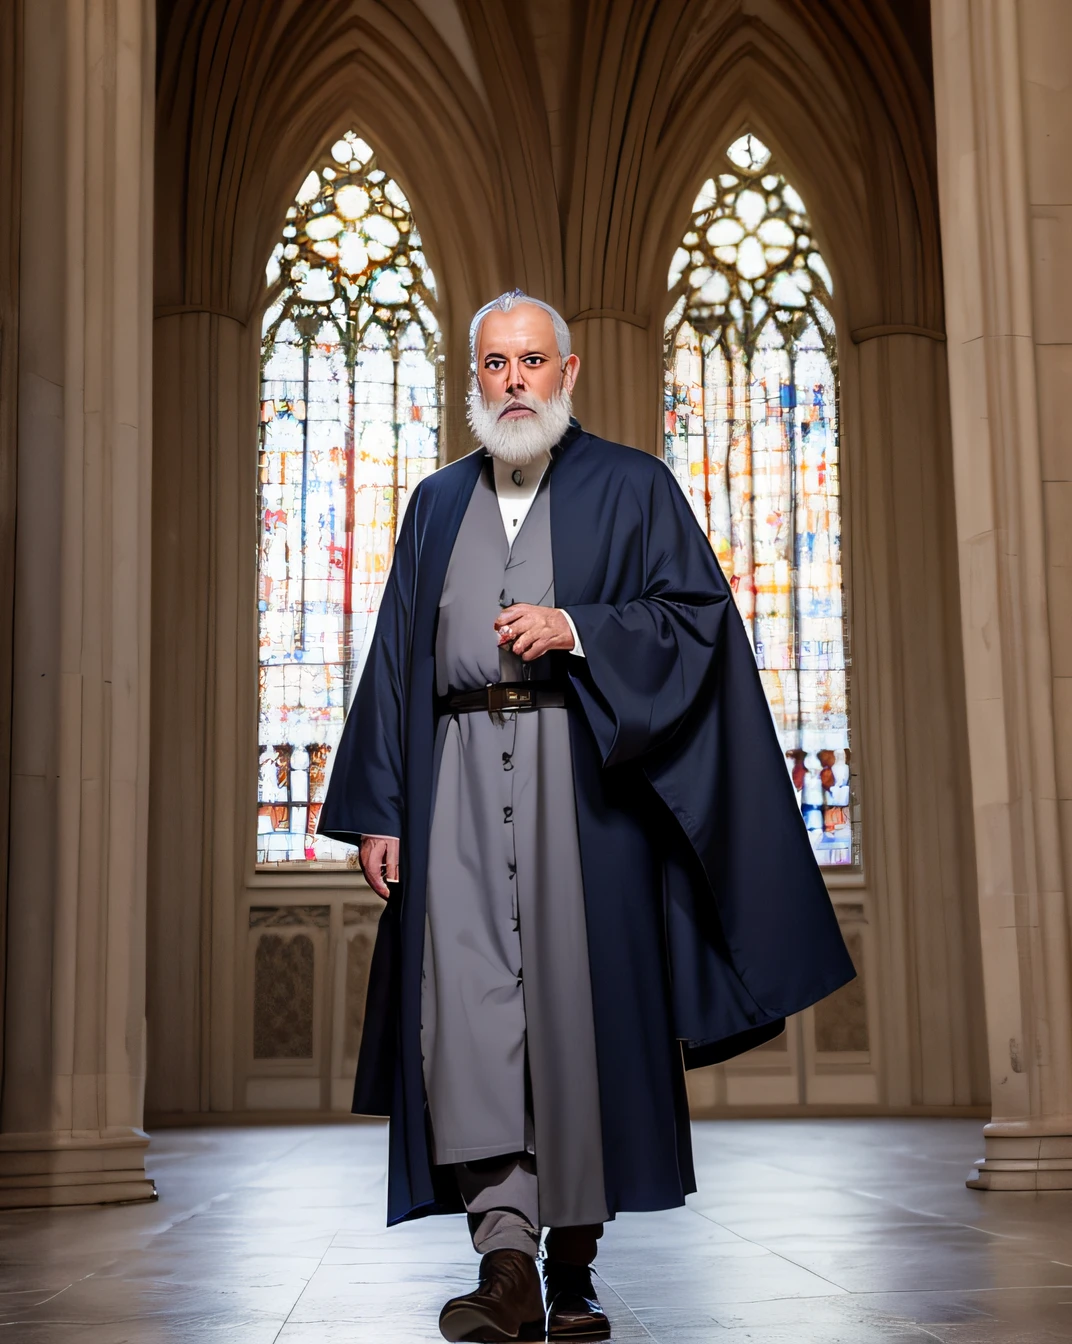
318 290 854 1343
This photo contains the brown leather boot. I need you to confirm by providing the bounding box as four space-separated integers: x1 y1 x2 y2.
542 1261 610 1341
438 1248 546 1342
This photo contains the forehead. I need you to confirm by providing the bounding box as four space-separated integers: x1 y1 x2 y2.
476 304 557 358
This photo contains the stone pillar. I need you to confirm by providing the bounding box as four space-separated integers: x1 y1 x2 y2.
0 0 156 1207
932 0 1072 1188
568 310 660 452
146 309 250 1118
849 327 986 1110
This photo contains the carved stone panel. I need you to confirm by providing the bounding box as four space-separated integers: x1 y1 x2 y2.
342 903 382 1066
814 926 869 1054
250 906 329 1060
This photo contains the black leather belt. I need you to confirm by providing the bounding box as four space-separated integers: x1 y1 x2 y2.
438 682 567 715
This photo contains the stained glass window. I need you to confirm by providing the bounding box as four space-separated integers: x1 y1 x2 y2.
257 131 441 867
664 133 856 866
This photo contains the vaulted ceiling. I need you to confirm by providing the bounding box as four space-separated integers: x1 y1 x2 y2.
155 0 940 334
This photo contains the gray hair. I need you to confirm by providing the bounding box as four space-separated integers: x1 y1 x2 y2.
469 289 571 365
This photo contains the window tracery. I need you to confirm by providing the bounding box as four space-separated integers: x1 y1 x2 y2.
257 131 441 866
664 134 855 865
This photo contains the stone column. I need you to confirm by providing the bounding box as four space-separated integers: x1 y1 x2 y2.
147 309 250 1118
0 0 155 1207
568 310 661 452
849 327 986 1110
932 0 1072 1188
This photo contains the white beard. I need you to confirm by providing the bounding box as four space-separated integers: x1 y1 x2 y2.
467 383 573 464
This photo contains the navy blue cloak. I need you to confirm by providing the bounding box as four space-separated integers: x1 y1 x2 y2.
318 423 855 1225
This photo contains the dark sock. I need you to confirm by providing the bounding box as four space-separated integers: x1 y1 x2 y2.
544 1223 602 1267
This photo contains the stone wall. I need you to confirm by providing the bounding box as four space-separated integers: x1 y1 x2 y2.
146 0 986 1123
16 0 1068 1209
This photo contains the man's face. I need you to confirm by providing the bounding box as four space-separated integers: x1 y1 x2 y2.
475 305 580 416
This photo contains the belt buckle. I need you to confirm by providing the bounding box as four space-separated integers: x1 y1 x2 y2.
488 684 532 724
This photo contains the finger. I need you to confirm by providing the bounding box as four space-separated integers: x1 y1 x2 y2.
362 839 389 898
499 617 538 649
495 604 531 627
511 629 536 656
522 638 549 661
363 861 389 899
386 839 400 882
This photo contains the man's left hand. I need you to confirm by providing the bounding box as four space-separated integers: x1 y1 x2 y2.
494 604 575 661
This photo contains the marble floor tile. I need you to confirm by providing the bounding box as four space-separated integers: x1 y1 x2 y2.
2 1119 1071 1343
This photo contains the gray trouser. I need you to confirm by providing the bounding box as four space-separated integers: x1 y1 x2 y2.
455 1153 603 1263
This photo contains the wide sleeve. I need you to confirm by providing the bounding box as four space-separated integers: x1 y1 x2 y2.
316 497 418 846
563 464 734 768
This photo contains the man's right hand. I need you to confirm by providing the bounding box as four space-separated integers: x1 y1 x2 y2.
359 834 400 900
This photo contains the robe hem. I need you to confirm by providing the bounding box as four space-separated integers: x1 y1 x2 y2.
434 1139 532 1164
386 1190 693 1227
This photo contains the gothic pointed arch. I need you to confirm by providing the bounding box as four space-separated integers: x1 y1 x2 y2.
257 130 442 866
664 133 853 865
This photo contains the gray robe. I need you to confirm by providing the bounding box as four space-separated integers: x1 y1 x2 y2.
420 459 608 1227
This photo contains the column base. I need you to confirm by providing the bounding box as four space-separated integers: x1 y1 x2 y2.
967 1120 1072 1190
0 1128 156 1209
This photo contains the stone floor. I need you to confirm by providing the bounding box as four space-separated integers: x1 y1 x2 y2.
1 1119 1070 1342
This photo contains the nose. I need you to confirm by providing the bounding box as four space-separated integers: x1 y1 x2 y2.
506 360 527 394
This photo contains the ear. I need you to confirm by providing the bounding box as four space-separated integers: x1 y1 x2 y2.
561 352 580 395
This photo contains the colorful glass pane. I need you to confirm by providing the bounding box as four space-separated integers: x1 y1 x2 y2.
258 131 441 867
664 135 855 866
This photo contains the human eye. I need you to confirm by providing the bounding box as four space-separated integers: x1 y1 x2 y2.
521 354 546 367
484 356 506 371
